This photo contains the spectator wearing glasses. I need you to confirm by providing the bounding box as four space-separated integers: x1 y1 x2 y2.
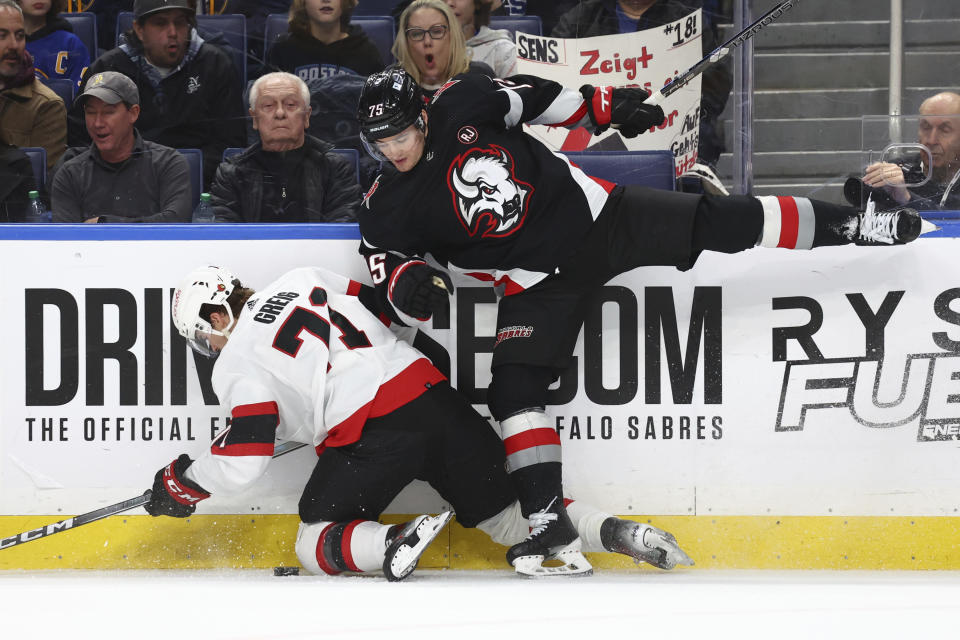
18 0 90 90
267 0 384 80
394 0 491 94
849 92 960 211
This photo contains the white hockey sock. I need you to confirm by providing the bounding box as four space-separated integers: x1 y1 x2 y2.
476 500 529 546
565 499 612 553
756 195 816 250
476 498 613 553
295 520 392 575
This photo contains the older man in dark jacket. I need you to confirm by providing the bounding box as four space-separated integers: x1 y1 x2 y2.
211 71 361 223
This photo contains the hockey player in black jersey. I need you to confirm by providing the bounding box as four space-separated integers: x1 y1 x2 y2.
356 66 925 577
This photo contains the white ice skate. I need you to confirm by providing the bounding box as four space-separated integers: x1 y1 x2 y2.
507 498 593 578
601 517 694 570
382 511 453 582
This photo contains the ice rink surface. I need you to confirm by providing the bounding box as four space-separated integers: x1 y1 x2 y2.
2 569 959 639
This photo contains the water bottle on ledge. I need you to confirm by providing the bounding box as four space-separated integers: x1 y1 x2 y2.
192 192 215 223
26 190 51 223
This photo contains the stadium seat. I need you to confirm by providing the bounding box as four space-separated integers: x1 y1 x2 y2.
116 12 247 85
21 147 46 190
490 15 543 37
353 17 396 64
40 77 74 107
223 147 360 184
115 12 131 44
262 14 287 57
352 0 401 16
61 12 97 60
197 14 247 84
563 150 677 191
176 148 203 208
264 14 395 64
333 148 361 184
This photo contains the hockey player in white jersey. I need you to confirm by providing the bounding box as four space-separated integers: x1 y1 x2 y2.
145 264 693 579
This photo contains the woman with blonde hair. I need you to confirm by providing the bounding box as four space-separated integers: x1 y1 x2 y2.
393 0 490 92
267 0 384 79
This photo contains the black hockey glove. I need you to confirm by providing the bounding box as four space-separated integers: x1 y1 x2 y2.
389 261 454 321
579 85 666 138
145 454 211 518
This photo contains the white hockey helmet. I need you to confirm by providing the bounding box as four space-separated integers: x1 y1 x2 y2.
171 265 240 358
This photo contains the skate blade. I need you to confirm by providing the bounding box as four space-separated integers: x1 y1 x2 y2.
383 511 454 582
512 549 594 578
655 546 695 570
920 219 939 236
651 533 695 569
635 526 695 570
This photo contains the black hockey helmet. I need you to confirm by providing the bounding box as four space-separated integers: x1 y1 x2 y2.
358 66 426 158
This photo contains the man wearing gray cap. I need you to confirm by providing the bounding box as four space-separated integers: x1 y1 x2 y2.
68 0 244 186
51 70 192 222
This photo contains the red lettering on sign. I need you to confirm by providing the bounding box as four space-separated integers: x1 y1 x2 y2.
580 49 600 75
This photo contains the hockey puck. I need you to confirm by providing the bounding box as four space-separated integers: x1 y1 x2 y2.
273 566 300 577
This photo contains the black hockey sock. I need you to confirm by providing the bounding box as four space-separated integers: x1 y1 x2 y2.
509 462 564 518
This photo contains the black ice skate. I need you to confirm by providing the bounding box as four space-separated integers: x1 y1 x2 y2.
854 199 923 246
382 511 453 582
600 517 694 570
506 498 593 577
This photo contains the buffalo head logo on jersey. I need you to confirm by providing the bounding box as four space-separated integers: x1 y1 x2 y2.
446 145 534 238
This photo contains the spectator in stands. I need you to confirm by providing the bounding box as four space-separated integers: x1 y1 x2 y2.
52 70 192 222
0 136 37 220
854 92 960 211
0 0 66 167
210 71 360 223
69 0 245 186
551 0 732 168
19 0 90 89
446 0 515 77
266 0 384 80
81 0 134 53
394 0 491 94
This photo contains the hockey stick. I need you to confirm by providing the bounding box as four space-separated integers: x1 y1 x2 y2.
0 440 309 551
646 0 801 106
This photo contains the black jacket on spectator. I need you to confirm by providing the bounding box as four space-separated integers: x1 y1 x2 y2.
210 135 361 223
69 30 246 186
0 143 38 221
551 0 732 166
267 26 385 80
